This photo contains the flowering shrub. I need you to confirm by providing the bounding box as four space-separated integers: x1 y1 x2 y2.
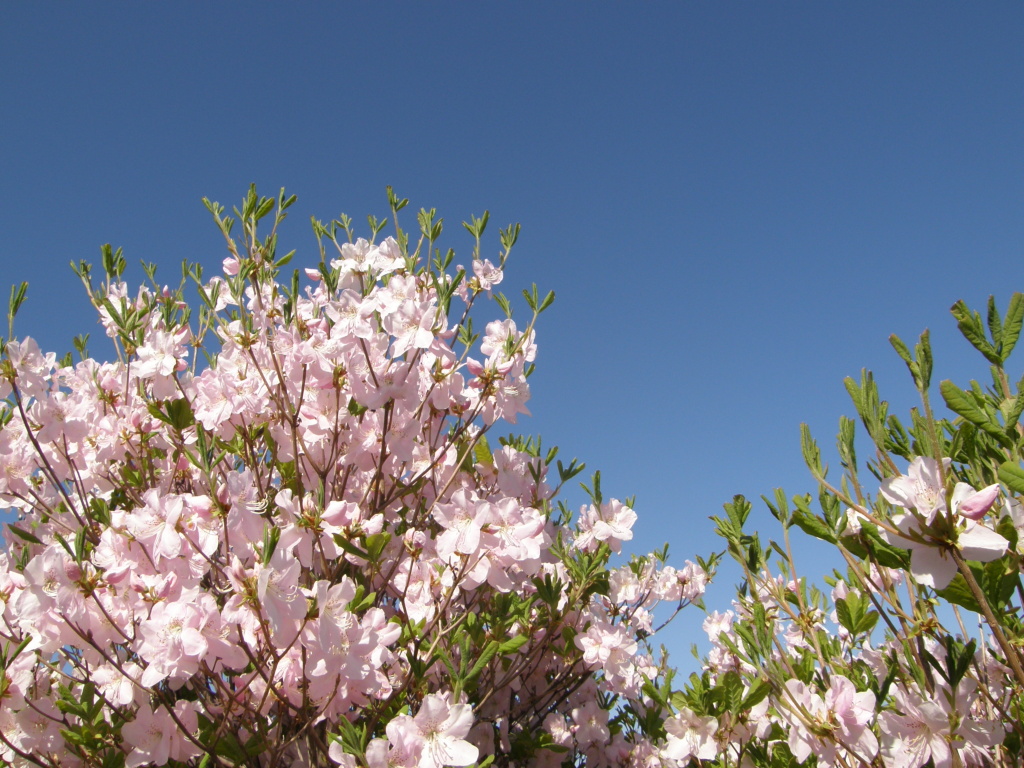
669 302 1024 766
0 188 708 768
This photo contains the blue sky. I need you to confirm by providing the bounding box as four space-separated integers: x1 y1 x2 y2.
2 4 1023 669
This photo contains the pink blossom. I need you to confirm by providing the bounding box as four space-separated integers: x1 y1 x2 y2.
662 707 718 762
311 576 357 653
951 481 999 521
824 675 878 764
325 288 376 340
327 741 357 768
571 699 611 750
365 715 423 768
136 589 221 685
122 700 201 768
702 610 734 642
433 488 487 560
127 489 186 563
0 196 701 768
414 693 480 768
878 687 953 768
92 662 142 708
880 456 950 523
255 544 307 645
576 499 637 553
472 258 503 291
883 510 1008 590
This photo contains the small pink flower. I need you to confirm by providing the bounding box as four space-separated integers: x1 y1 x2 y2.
576 499 637 553
662 707 718 762
883 510 1008 590
414 693 479 768
472 259 503 291
951 482 999 521
878 687 952 768
880 457 950 523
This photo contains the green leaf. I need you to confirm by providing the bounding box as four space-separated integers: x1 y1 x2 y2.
948 637 977 688
935 559 1016 614
980 557 1018 611
1002 390 1024 433
860 526 909 570
473 435 493 467
740 678 771 710
465 640 500 682
713 670 745 714
333 534 371 561
1001 293 1024 361
890 331 928 391
800 424 822 476
844 370 888 444
951 299 1001 365
889 333 913 367
987 296 1004 351
724 495 751 529
940 380 989 425
262 524 280 564
914 330 933 390
791 506 837 544
939 380 1008 442
996 512 1019 553
165 398 195 431
841 521 910 570
210 731 251 764
538 290 556 312
857 610 879 635
835 597 856 634
147 402 172 425
365 532 391 560
998 461 1024 495
936 573 981 613
731 622 758 657
59 728 86 746
7 524 42 545
498 634 530 654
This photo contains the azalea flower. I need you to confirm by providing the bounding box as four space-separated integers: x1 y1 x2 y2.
779 677 877 767
414 693 479 768
880 456 950 523
122 701 201 768
883 510 1008 591
575 499 637 553
879 461 1007 590
661 707 718 762
472 259 503 292
571 699 611 750
878 687 953 768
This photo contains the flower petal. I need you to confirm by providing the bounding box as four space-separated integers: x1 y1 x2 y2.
958 523 1009 563
955 483 1000 520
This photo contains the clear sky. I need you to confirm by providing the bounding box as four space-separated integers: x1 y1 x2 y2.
2 3 1023 670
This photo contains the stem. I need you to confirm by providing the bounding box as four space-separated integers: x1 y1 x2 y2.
948 546 1024 689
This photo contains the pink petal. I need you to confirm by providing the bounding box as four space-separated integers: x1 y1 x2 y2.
180 627 207 657
956 483 1000 520
880 476 916 509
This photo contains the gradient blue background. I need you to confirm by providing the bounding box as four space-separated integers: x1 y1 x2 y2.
3 4 1022 670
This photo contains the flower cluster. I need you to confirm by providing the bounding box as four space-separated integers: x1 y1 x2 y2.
0 189 704 768
663 300 1024 767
